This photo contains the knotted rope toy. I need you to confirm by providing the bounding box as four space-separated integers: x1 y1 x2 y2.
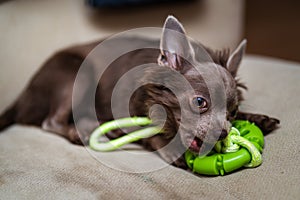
89 118 264 176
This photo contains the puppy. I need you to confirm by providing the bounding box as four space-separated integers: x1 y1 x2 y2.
0 16 279 168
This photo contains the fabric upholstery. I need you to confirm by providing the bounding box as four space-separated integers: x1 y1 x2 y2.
1 0 299 199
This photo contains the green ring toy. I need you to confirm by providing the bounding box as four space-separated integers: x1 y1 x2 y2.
89 118 264 176
185 120 264 176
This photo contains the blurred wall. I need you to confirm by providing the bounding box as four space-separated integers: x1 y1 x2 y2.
0 0 244 110
245 0 300 62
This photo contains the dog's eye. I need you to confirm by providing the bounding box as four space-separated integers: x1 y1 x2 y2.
193 97 207 109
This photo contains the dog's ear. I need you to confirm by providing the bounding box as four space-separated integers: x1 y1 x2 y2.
226 39 247 77
158 16 194 72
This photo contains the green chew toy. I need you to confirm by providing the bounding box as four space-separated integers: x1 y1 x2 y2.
89 118 264 176
89 117 161 151
185 120 264 176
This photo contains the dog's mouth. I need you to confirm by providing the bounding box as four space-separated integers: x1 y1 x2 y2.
188 137 216 155
188 137 203 153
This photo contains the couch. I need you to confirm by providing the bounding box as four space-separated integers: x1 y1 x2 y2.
1 0 299 199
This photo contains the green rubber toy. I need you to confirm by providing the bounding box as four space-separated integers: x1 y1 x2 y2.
89 118 264 176
89 117 161 151
185 120 264 176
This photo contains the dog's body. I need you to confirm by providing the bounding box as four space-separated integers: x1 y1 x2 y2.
0 16 279 168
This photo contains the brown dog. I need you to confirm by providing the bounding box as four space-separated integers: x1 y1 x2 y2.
0 16 279 168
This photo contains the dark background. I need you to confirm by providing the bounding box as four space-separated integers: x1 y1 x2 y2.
245 0 300 62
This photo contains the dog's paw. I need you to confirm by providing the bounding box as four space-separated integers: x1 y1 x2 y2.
68 128 90 146
257 115 280 134
236 112 280 134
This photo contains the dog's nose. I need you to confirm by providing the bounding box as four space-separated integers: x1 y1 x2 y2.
218 129 228 140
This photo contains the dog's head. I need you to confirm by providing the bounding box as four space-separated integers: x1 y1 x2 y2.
142 16 246 154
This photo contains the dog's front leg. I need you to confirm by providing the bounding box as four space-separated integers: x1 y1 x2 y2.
236 111 280 134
